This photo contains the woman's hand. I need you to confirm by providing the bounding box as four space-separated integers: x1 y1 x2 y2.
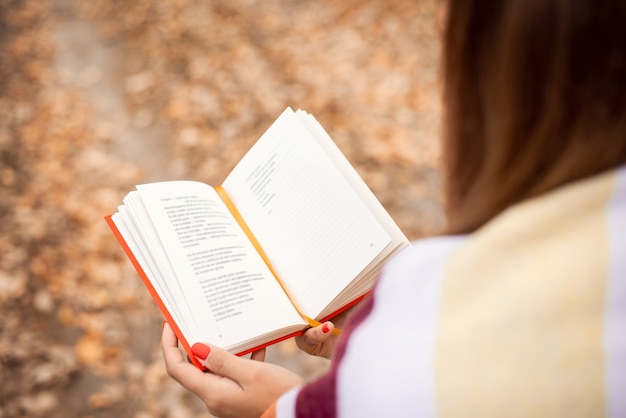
295 301 362 359
294 321 337 359
161 323 304 418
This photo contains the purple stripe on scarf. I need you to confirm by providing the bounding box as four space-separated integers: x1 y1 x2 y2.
295 294 376 418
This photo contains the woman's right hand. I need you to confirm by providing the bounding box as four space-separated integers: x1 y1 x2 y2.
294 321 337 359
295 302 362 359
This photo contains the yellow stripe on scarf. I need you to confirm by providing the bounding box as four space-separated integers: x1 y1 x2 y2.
435 171 615 417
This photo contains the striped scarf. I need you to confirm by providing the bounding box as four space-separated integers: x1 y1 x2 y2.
263 166 626 418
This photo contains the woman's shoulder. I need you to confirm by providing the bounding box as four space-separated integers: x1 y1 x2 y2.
374 235 467 296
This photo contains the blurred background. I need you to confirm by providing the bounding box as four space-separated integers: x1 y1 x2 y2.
0 0 443 416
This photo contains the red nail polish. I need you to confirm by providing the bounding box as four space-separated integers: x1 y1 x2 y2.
191 343 211 360
322 323 330 334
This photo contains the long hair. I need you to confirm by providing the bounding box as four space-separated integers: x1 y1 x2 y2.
442 0 626 234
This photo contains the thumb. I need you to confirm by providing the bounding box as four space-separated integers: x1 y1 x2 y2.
191 342 248 380
300 321 334 347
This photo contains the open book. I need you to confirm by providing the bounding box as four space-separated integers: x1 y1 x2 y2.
106 107 409 368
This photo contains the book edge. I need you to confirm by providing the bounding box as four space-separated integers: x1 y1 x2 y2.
104 214 204 369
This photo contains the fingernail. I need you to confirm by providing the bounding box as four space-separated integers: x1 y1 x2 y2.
162 321 167 330
322 323 330 334
191 343 211 360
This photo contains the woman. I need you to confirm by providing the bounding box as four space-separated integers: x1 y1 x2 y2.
161 0 626 416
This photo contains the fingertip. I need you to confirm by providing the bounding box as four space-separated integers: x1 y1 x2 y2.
161 322 177 345
191 342 211 360
250 348 266 362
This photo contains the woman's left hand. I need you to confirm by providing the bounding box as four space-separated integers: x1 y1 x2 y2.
161 323 304 418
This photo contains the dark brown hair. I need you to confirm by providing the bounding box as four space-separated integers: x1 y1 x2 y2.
442 0 626 234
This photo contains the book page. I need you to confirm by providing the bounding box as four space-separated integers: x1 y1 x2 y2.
222 109 392 318
132 181 304 348
112 206 195 339
295 110 409 246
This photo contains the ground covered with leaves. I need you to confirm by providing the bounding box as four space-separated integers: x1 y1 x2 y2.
0 0 442 416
